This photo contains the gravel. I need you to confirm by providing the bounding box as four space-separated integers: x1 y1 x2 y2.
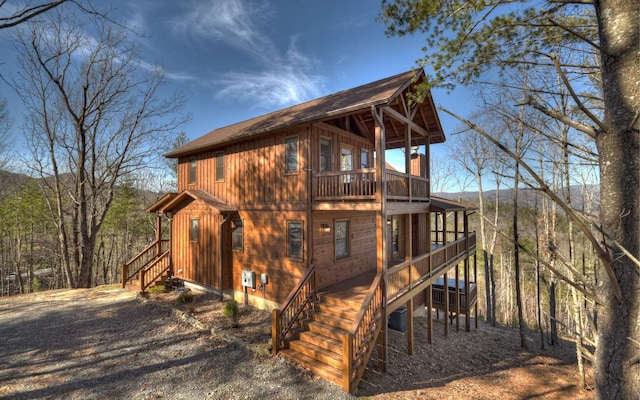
0 288 356 400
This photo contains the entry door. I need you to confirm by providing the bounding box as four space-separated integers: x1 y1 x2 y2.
341 147 352 183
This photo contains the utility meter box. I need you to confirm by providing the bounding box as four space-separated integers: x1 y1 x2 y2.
260 273 268 285
241 270 256 289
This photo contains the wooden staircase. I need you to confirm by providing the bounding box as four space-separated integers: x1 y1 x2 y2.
273 268 384 393
280 292 363 387
122 239 171 293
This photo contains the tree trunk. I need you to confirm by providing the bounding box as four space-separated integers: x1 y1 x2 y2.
593 0 640 398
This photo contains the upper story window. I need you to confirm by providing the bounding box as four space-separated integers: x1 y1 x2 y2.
190 218 199 242
287 221 303 260
361 149 370 169
335 220 350 260
320 138 332 172
232 219 243 251
285 137 298 173
215 152 224 182
188 159 197 184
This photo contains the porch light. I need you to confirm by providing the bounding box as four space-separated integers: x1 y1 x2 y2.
320 223 331 233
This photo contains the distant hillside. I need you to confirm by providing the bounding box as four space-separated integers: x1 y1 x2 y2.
435 184 600 213
0 170 33 198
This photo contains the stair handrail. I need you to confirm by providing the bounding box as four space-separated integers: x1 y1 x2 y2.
343 272 384 392
121 239 169 287
272 263 317 355
139 250 171 292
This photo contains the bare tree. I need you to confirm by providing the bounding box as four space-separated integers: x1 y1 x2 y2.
11 9 187 288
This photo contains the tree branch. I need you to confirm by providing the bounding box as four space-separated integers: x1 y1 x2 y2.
547 18 603 54
524 97 598 138
440 106 623 303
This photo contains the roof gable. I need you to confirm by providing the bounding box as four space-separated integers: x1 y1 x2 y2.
167 69 443 158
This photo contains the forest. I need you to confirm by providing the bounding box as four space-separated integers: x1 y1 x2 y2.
0 0 637 398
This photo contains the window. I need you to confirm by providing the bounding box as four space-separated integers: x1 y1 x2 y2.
287 221 303 260
361 149 370 169
232 219 243 251
341 147 353 183
190 218 199 242
320 138 332 172
285 137 298 173
188 159 197 184
391 216 399 255
215 152 224 181
335 220 350 260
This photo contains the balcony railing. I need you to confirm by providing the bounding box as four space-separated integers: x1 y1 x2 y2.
313 169 430 202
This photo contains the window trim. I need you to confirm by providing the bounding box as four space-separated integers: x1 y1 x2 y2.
215 152 225 182
189 218 199 242
287 221 304 261
284 136 299 174
232 219 243 251
334 219 350 261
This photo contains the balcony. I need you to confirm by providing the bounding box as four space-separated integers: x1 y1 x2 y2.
312 169 430 202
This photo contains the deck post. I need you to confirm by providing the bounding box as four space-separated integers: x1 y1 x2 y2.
464 212 471 332
407 298 414 355
426 285 433 344
342 332 353 392
271 309 280 355
455 264 460 331
444 271 449 336
121 264 126 288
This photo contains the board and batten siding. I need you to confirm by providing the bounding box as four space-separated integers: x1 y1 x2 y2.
231 210 307 304
312 211 377 288
176 128 309 207
310 122 374 172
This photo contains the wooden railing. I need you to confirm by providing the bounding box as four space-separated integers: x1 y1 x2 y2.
121 239 169 288
312 169 429 202
387 232 476 308
343 273 384 393
139 251 171 292
314 169 376 200
272 264 317 355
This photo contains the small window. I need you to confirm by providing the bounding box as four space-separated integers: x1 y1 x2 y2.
335 220 350 260
320 138 332 172
215 152 224 182
285 137 298 173
188 159 197 184
391 216 399 255
287 221 303 260
361 149 370 169
232 219 243 251
190 218 199 242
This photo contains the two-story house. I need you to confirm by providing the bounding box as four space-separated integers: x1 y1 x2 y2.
123 69 478 393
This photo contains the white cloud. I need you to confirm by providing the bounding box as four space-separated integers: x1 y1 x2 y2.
171 0 326 108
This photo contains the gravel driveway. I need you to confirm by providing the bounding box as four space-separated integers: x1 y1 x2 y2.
0 288 355 400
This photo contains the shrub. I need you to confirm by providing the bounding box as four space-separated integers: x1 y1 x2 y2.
148 284 165 294
177 292 194 304
32 277 42 292
223 299 241 328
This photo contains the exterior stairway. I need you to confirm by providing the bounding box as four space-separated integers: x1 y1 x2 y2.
279 282 369 387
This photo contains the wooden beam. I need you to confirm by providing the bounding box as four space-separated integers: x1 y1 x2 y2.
427 285 433 344
407 298 414 355
382 106 430 137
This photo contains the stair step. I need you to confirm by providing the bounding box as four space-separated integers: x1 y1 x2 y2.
289 340 343 368
313 310 352 331
316 303 359 320
308 321 348 340
280 349 343 387
298 331 342 353
318 294 362 311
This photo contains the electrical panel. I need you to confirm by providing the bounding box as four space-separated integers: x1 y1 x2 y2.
241 270 256 288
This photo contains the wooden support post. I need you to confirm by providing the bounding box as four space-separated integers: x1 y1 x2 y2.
271 309 280 355
474 252 479 330
343 332 353 392
407 298 414 355
444 271 449 336
427 286 433 344
121 264 126 288
455 264 460 331
464 212 471 332
377 323 388 372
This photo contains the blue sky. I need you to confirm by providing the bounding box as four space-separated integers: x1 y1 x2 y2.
0 0 470 177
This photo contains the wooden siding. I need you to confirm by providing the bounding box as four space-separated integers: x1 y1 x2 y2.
311 123 374 173
171 199 227 289
312 211 377 288
177 128 309 207
231 210 308 304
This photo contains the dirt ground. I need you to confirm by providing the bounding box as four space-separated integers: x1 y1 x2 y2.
0 286 595 399
150 287 595 399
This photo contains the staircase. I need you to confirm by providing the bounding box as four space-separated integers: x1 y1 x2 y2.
122 239 171 293
280 291 363 387
273 269 384 393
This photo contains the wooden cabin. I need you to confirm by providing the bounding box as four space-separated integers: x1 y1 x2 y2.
122 69 478 393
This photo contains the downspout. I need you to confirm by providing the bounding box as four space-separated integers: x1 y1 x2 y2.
219 212 233 301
